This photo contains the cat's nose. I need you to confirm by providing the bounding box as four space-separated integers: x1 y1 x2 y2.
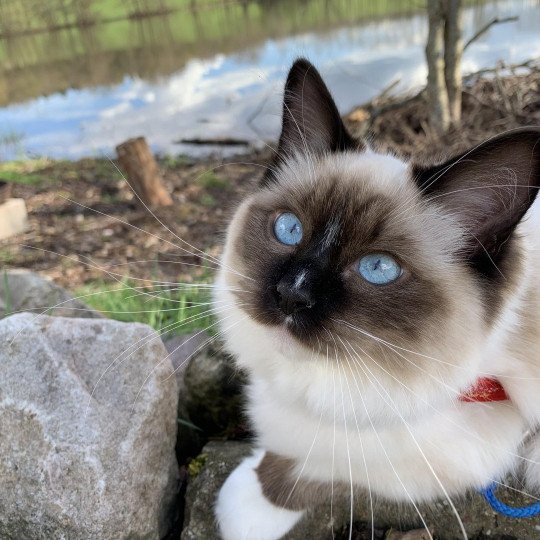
275 279 316 316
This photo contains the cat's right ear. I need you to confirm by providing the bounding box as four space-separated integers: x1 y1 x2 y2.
412 128 540 279
261 58 357 186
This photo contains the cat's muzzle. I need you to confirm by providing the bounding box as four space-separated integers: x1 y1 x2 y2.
275 278 316 316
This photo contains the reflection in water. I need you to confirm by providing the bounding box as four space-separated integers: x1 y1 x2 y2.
0 0 538 160
0 1 422 106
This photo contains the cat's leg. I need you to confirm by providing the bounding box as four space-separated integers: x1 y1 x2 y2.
216 449 323 540
522 431 540 495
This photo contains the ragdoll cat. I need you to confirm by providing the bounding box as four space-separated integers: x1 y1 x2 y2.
213 58 540 539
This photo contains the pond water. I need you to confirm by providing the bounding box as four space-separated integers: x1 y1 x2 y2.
0 0 539 160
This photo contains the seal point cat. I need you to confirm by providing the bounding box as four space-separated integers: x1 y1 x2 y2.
214 58 540 540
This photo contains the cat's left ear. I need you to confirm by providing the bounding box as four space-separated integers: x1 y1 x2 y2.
262 59 357 184
412 128 540 275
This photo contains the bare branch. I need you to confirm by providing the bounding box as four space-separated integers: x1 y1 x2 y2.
463 15 519 51
463 57 539 79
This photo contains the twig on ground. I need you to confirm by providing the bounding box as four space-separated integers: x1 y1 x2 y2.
464 58 539 80
176 138 250 146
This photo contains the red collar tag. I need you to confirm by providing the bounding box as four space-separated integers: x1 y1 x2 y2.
459 377 509 403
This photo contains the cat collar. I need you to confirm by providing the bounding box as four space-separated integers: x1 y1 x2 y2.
459 378 540 517
459 377 508 402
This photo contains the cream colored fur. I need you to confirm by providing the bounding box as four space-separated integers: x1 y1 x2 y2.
214 150 540 539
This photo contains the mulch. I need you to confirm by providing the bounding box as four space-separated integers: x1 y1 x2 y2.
346 58 540 159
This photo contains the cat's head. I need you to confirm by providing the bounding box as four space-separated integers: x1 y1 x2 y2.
215 59 540 422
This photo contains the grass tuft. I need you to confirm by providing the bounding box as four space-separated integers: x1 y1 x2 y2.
0 159 56 186
196 171 229 190
188 453 208 477
76 278 215 336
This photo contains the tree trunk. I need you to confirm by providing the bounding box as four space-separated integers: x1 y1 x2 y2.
426 0 450 135
443 0 463 125
116 137 173 207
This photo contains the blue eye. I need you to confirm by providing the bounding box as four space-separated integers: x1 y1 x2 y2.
358 253 402 285
274 212 303 246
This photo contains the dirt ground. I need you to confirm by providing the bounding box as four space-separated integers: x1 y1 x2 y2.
2 154 267 288
2 61 539 289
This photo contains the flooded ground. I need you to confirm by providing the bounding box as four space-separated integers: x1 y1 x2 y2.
0 0 539 160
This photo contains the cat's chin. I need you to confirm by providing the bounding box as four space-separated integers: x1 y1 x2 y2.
264 319 315 359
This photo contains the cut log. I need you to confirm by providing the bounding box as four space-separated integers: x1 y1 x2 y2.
115 137 173 207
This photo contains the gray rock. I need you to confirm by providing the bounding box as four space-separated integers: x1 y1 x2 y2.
0 269 101 319
181 441 250 540
163 331 211 383
182 441 540 540
0 313 179 540
385 529 432 540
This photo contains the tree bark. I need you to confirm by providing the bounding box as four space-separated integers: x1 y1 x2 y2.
426 0 450 135
116 137 173 207
443 0 463 125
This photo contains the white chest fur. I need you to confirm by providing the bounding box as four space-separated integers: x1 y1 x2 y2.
249 373 526 501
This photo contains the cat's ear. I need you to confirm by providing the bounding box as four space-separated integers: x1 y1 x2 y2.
262 59 356 185
412 128 540 276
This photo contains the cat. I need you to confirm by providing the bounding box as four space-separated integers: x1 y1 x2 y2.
212 58 540 540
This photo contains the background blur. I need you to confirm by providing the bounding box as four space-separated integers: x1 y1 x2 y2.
1 0 539 160
1 5 539 538
0 0 539 317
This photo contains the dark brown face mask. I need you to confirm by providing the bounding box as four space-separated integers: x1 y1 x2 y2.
230 58 540 356
255 215 346 341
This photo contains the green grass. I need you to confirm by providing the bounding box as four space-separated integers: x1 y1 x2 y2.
76 278 216 336
196 171 229 190
161 154 191 169
0 169 50 185
0 159 55 186
188 452 208 477
198 193 217 207
0 249 15 265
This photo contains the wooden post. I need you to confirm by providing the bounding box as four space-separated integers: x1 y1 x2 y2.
115 137 173 207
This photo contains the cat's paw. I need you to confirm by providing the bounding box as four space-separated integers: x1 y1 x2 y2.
215 449 304 540
523 431 540 495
